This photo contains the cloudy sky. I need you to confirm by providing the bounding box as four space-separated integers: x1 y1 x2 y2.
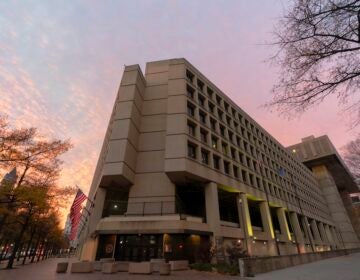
0 0 358 219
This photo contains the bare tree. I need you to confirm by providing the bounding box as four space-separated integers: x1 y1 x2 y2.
270 0 360 126
343 136 360 179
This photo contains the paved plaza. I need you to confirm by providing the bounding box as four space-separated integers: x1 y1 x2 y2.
0 253 360 280
255 252 360 280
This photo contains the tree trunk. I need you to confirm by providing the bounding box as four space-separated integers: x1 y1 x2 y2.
30 235 41 263
6 206 32 269
22 228 36 265
16 243 23 262
36 241 43 262
0 240 8 263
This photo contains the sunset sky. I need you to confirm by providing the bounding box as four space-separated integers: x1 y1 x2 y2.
1 1 358 224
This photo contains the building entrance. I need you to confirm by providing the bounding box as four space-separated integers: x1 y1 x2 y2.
114 234 163 262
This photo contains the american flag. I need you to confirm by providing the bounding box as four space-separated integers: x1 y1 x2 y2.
69 189 87 240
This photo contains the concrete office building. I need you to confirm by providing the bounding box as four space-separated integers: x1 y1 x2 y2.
79 58 359 263
288 136 360 246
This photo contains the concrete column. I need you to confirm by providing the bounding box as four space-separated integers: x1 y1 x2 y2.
237 193 253 255
290 212 305 253
239 193 253 237
205 182 221 235
310 220 322 244
302 216 315 246
277 208 291 241
205 182 223 262
318 222 329 243
324 224 336 249
259 201 275 239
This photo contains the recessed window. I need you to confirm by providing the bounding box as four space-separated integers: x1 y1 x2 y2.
201 149 209 165
187 84 195 99
208 102 215 114
233 166 239 178
210 118 217 131
186 69 194 83
228 131 234 143
200 129 208 143
187 102 195 117
211 136 218 149
222 142 228 155
224 102 229 112
216 95 222 106
217 109 223 120
199 110 207 124
213 155 220 170
224 161 230 174
220 125 226 138
197 79 204 92
226 116 231 126
242 170 248 183
198 94 205 107
239 152 244 165
231 148 236 161
249 174 255 186
187 142 197 159
187 121 196 137
207 87 214 98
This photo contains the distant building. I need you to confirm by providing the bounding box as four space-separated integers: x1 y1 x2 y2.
0 167 17 188
78 59 359 263
288 135 360 245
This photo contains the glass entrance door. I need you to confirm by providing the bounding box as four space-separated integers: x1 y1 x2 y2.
114 234 163 262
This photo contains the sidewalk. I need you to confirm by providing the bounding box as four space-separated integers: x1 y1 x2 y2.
0 257 239 280
254 252 360 280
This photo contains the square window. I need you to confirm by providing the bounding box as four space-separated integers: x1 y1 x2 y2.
201 149 209 165
211 136 218 149
213 155 220 170
199 110 207 124
187 122 196 137
233 166 239 178
187 103 195 117
186 69 194 83
197 79 204 92
187 143 196 159
187 84 195 99
224 161 230 174
200 129 208 143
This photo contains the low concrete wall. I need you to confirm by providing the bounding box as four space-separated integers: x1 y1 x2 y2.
244 248 360 276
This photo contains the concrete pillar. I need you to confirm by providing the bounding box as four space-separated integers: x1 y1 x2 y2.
205 182 223 262
238 193 253 255
239 193 253 237
318 222 329 243
290 212 305 253
310 220 322 245
302 216 315 248
277 208 291 241
205 182 221 235
259 201 278 256
324 224 336 249
259 201 275 239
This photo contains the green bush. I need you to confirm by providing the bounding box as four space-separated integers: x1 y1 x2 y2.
214 263 239 276
190 262 213 271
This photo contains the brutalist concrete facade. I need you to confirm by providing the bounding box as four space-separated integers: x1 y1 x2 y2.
78 59 359 263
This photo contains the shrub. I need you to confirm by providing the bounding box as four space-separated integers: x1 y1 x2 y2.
190 262 213 271
214 263 239 276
